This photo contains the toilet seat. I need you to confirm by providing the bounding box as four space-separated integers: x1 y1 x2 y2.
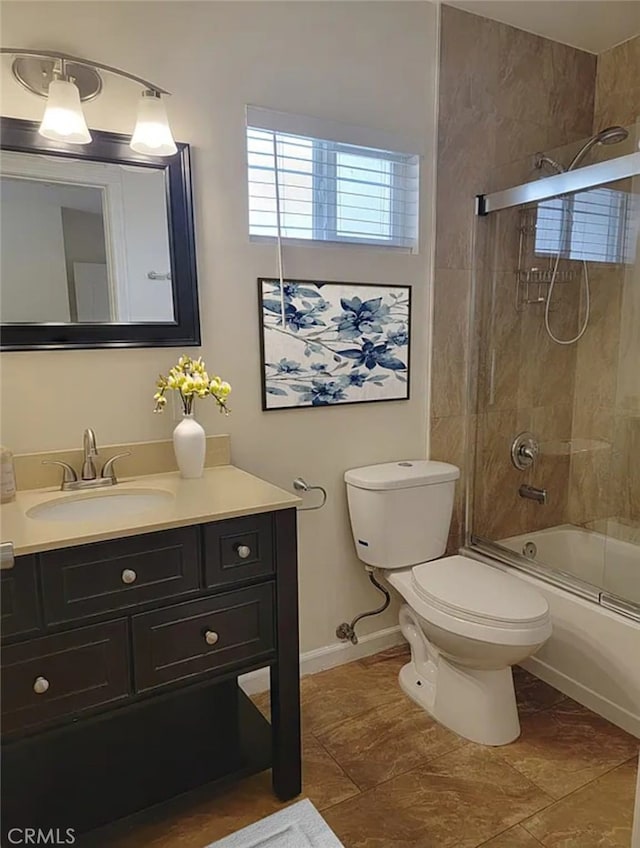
411 556 550 629
388 556 551 646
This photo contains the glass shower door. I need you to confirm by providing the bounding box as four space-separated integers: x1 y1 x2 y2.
471 197 594 589
469 142 640 616
602 169 640 611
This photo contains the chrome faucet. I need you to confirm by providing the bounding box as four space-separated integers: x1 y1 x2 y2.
81 428 98 480
42 429 131 492
519 484 547 505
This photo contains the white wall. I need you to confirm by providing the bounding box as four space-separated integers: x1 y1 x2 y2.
0 1 438 653
120 169 173 322
0 178 71 322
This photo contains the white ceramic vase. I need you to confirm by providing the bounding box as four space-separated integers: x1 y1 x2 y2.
173 413 206 478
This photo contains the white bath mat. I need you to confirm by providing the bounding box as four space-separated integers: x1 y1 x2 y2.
207 799 344 848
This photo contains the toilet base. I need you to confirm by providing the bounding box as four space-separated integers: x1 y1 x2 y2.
399 659 521 746
397 603 521 745
398 657 520 746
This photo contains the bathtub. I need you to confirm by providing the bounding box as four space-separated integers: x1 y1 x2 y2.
465 529 640 738
500 524 640 605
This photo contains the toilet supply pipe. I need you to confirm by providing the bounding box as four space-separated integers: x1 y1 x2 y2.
336 569 391 645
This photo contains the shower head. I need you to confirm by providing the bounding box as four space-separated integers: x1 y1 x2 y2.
534 126 629 175
567 125 629 171
596 126 629 145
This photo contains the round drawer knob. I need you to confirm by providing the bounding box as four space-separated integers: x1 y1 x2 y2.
236 545 251 559
33 676 49 695
204 630 219 646
121 569 137 585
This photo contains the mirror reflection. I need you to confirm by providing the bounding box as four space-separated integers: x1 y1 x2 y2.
0 152 175 324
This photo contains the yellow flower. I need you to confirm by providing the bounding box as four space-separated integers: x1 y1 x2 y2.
153 355 231 415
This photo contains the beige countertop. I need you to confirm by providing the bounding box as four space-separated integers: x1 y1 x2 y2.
1 465 300 556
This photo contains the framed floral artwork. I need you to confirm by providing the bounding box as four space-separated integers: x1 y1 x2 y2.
258 278 411 410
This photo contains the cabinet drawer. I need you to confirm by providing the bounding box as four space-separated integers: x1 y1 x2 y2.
1 620 130 733
204 514 274 587
41 528 200 624
133 584 274 692
1 555 40 639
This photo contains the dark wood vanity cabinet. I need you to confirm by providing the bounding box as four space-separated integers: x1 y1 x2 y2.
39 527 202 624
0 508 300 840
1 555 41 639
2 620 131 734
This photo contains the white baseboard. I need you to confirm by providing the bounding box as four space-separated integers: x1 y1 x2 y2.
522 655 640 738
239 625 404 696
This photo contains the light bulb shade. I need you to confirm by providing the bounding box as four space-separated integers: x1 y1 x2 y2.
39 79 92 144
130 92 177 156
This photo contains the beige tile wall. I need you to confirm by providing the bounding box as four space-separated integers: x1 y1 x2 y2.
594 36 640 129
431 5 597 550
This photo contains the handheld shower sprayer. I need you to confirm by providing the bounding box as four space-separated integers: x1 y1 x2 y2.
533 126 629 345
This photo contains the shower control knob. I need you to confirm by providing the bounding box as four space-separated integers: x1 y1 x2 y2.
511 432 539 471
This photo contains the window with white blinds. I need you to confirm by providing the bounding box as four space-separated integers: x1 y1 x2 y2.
535 187 639 265
246 118 419 249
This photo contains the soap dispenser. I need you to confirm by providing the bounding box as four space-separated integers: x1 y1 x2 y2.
1 446 16 503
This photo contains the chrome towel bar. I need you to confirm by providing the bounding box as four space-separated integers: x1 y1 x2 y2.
293 477 327 511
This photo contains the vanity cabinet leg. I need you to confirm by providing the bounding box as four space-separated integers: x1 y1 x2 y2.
271 508 301 801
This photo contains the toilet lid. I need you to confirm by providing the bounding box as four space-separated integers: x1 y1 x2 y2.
411 556 549 627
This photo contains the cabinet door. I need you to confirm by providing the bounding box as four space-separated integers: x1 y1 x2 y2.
1 555 40 639
133 584 275 692
1 620 130 734
41 528 200 624
204 514 274 587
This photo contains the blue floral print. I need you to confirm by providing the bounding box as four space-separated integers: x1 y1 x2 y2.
331 296 392 339
261 280 410 408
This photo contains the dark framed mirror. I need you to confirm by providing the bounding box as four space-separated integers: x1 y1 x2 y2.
0 117 200 350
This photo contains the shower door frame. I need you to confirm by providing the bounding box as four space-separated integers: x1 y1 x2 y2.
465 151 640 624
476 151 640 214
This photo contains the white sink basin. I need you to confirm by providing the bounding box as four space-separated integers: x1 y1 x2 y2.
27 489 174 522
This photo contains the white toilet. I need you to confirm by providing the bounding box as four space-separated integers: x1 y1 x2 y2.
344 460 552 746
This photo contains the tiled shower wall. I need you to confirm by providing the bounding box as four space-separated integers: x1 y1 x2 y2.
431 5 596 549
571 36 640 539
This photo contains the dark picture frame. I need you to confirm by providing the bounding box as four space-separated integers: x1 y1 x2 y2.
258 277 411 411
0 117 200 350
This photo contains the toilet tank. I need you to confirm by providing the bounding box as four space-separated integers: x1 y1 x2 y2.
344 460 460 569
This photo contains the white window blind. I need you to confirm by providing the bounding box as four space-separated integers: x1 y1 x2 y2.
535 187 639 265
246 113 419 249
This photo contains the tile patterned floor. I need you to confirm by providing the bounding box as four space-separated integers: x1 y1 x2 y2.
98 646 639 848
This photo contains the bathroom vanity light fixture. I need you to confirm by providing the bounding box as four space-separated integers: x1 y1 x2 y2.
130 89 177 156
39 76 92 144
2 48 177 156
